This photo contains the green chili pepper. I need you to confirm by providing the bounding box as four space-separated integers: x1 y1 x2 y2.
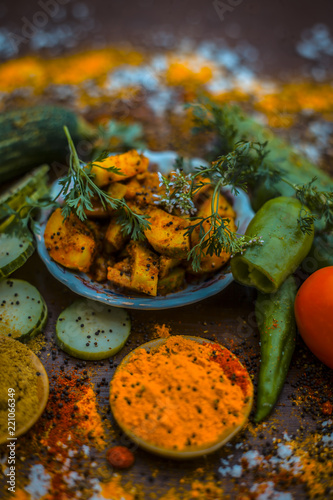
231 196 314 293
254 276 297 422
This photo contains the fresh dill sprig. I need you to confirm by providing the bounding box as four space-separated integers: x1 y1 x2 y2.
293 177 333 233
185 98 238 155
155 157 198 216
193 140 278 196
55 127 151 240
185 213 264 272
297 207 317 236
186 100 333 229
160 137 331 271
153 144 271 272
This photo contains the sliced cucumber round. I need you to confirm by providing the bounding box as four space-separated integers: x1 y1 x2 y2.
0 279 48 342
0 231 35 278
0 165 49 210
56 299 131 360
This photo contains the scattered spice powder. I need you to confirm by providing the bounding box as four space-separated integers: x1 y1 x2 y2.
1 46 332 137
76 385 106 448
158 476 226 500
0 48 143 94
152 323 171 339
26 332 47 354
38 368 105 455
110 336 251 450
166 58 214 88
8 490 31 500
17 367 108 500
99 475 138 500
255 82 333 127
321 401 333 416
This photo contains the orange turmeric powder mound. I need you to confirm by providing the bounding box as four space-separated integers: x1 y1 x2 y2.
110 336 250 451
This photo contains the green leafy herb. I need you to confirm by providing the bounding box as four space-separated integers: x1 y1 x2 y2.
55 127 150 240
156 157 198 215
186 98 239 155
186 213 264 272
186 100 332 229
159 100 333 270
155 143 270 272
293 177 333 233
193 140 280 196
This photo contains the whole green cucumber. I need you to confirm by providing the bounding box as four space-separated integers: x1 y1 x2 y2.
0 106 96 182
254 276 297 422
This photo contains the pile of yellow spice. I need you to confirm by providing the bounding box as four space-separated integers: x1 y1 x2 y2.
0 337 40 437
110 336 251 451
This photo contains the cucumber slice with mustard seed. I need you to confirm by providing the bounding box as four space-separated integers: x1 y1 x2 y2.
56 299 131 360
0 279 48 342
0 230 35 278
0 165 49 233
0 165 49 210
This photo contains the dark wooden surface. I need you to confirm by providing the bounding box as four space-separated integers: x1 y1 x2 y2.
2 0 333 77
1 250 332 499
0 1 333 496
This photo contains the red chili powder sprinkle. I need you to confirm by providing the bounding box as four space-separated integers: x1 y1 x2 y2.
204 342 252 398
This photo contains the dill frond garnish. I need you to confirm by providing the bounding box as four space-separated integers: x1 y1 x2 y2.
55 127 150 240
186 100 332 232
156 100 333 271
186 214 264 273
293 178 333 233
186 99 239 155
155 144 269 272
155 157 197 216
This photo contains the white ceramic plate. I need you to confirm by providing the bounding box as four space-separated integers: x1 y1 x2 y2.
34 150 254 310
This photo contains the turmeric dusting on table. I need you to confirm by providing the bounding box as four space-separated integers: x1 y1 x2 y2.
99 475 138 500
110 336 252 450
152 323 171 339
75 385 106 448
159 480 226 500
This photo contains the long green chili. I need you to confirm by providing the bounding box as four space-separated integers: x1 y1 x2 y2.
254 276 297 422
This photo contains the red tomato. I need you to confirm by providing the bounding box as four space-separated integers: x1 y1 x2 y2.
294 266 333 369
